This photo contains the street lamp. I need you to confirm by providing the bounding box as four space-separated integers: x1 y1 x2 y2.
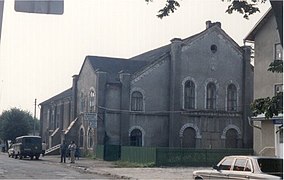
34 98 37 135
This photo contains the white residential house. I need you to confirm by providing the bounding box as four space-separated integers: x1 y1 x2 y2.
245 8 283 157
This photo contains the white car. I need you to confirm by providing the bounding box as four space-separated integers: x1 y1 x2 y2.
193 155 283 179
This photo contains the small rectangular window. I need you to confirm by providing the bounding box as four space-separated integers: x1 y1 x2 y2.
274 84 283 95
275 43 283 61
279 129 283 144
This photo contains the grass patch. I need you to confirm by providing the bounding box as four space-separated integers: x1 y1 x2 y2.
83 152 96 160
114 161 155 168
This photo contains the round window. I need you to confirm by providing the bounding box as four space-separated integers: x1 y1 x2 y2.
211 44 217 53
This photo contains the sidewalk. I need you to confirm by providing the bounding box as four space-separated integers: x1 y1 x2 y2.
43 155 211 179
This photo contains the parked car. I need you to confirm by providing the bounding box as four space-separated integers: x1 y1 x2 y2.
7 144 15 158
193 155 283 179
13 135 42 160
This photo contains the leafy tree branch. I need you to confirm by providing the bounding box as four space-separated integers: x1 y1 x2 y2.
251 92 283 119
268 60 283 73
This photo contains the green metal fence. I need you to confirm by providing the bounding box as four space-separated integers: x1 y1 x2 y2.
104 144 121 161
96 144 121 161
156 148 254 167
96 145 104 159
96 145 253 167
121 146 156 164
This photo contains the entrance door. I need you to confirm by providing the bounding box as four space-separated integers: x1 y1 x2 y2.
182 127 196 148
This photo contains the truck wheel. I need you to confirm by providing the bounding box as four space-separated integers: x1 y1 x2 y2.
35 155 40 160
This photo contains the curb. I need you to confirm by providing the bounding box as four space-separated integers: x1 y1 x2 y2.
68 164 133 179
43 156 132 179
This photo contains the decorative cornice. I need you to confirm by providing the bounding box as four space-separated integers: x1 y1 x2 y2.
131 54 169 85
181 110 241 117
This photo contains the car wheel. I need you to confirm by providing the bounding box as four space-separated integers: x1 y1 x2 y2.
19 155 23 159
195 177 203 180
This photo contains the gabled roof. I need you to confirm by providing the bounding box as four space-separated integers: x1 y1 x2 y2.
41 21 242 105
40 88 72 105
130 23 241 62
83 56 149 76
245 8 273 41
130 32 203 63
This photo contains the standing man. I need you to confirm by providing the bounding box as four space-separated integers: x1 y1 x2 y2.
68 141 76 163
60 140 68 163
42 141 47 157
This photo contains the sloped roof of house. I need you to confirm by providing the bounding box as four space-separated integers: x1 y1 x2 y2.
86 56 148 75
40 88 72 105
130 22 241 62
245 8 273 41
129 32 202 63
41 21 241 105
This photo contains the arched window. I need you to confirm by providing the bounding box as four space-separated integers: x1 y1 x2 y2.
206 83 216 109
88 129 93 148
79 128 84 147
131 91 143 111
182 127 196 148
51 108 55 129
130 129 142 146
225 129 238 148
227 84 237 111
80 92 85 113
184 81 195 109
89 90 95 112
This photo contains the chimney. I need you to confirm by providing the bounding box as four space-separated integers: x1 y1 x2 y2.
215 22 221 28
206 20 212 29
206 21 221 29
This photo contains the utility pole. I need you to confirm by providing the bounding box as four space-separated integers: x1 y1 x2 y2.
34 98 37 136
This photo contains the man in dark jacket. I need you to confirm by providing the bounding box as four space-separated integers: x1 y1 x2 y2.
60 140 68 163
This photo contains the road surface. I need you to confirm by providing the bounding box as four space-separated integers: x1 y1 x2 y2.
0 152 112 179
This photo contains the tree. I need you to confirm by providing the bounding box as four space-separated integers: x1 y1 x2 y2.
147 0 283 119
0 108 35 143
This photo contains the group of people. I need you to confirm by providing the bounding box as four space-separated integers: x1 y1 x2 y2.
60 140 80 163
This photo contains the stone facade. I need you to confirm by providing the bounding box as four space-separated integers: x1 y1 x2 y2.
40 21 254 152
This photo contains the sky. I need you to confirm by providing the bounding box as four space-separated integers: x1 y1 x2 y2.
0 0 270 118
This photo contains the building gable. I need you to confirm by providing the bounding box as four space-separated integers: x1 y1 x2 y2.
182 23 242 58
40 88 72 105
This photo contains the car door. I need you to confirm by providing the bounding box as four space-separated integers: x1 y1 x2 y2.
228 158 252 179
209 157 234 179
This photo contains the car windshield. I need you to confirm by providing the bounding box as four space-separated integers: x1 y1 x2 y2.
257 158 283 173
24 137 41 144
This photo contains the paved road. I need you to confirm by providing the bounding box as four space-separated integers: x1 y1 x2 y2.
0 152 112 179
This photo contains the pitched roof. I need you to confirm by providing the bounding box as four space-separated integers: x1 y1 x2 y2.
244 8 273 41
130 32 203 63
86 56 149 75
129 22 240 62
40 88 72 105
41 22 240 105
